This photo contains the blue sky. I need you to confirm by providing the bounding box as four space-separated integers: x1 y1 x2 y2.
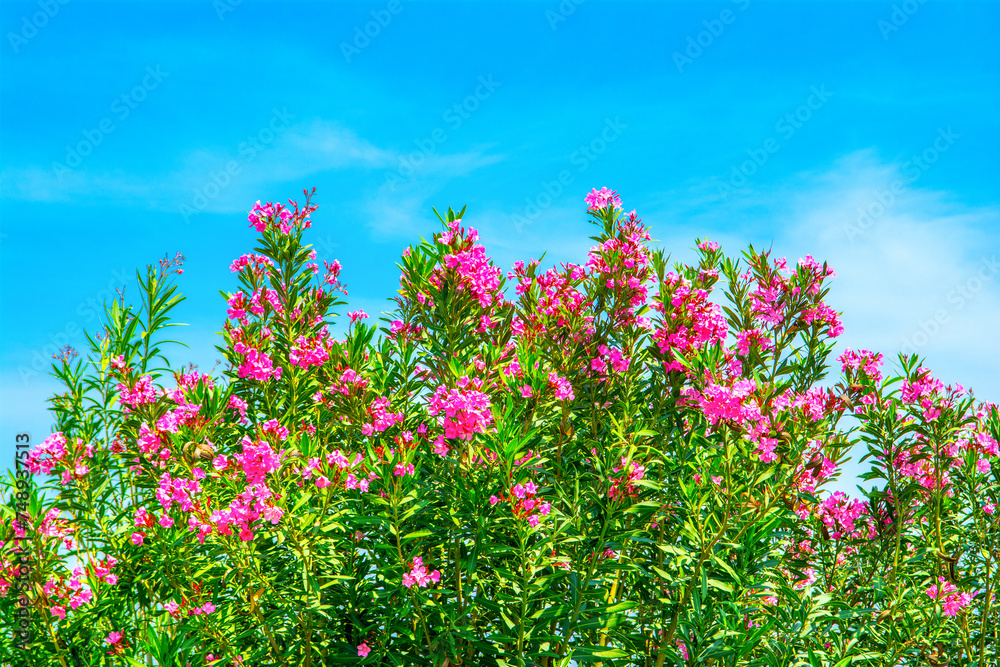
1 0 998 494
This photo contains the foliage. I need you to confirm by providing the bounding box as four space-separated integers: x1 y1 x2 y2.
2 187 998 667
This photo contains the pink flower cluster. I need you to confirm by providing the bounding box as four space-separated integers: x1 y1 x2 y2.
401 556 441 589
609 457 646 501
229 252 274 276
228 395 249 424
25 432 94 485
735 328 774 357
815 492 874 541
681 379 758 426
435 219 503 310
290 333 331 369
925 577 973 616
232 436 285 486
156 472 201 515
838 348 884 382
237 348 282 383
248 200 293 234
591 344 631 375
586 209 652 327
901 367 948 421
322 367 369 399
491 480 552 527
361 396 404 436
800 302 844 337
652 273 728 372
117 375 160 411
548 372 575 401
585 187 622 210
510 260 595 349
44 558 112 618
427 378 493 440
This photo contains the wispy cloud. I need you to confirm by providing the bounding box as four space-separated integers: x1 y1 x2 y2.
773 150 1000 401
0 118 505 218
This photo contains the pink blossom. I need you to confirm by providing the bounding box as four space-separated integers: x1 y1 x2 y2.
358 643 371 657
433 436 450 457
427 381 493 440
401 556 441 589
548 372 575 401
237 348 282 382
585 187 623 210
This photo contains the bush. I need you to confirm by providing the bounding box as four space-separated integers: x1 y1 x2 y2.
2 187 998 666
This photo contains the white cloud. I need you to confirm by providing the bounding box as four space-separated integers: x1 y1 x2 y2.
771 151 1000 401
0 119 505 218
730 150 1000 495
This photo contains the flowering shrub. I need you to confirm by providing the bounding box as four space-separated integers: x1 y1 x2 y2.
2 187 999 666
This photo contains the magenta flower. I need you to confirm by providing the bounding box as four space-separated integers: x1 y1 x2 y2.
401 556 441 589
548 373 574 401
358 642 371 657
585 187 622 211
427 380 493 440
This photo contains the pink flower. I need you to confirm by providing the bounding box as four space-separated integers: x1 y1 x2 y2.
358 642 371 657
237 348 282 383
348 309 369 323
676 638 689 661
585 187 623 211
315 475 330 488
548 372 574 401
433 436 450 457
105 631 122 645
401 556 441 589
432 220 504 310
925 576 972 616
131 532 144 545
427 381 493 440
262 505 284 525
520 385 533 398
51 606 66 620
